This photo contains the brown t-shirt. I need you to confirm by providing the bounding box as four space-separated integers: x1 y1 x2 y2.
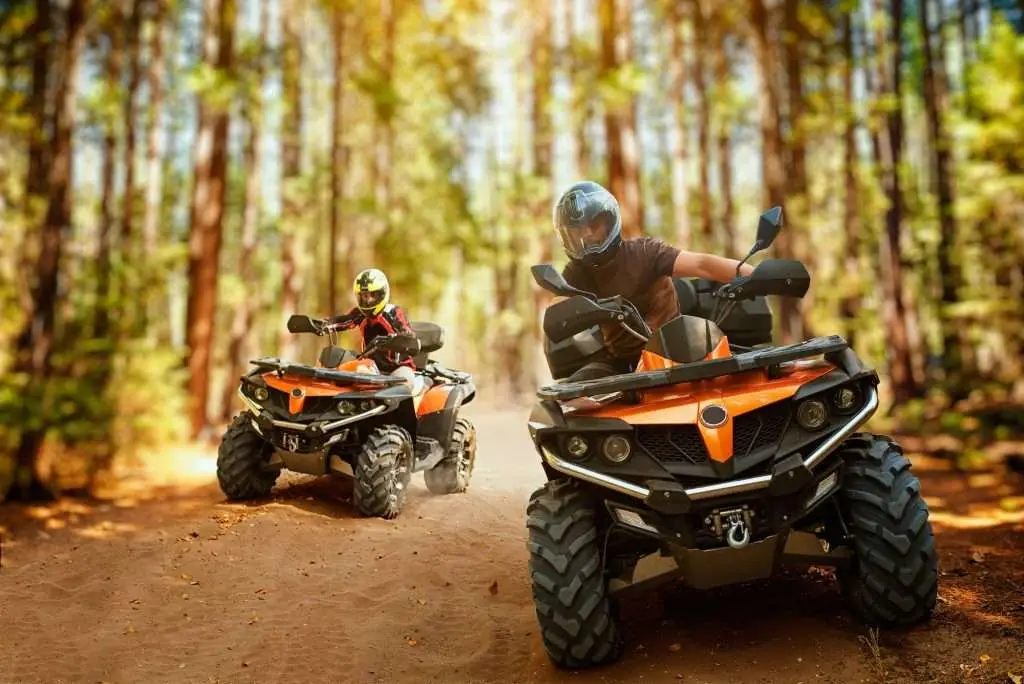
562 236 681 359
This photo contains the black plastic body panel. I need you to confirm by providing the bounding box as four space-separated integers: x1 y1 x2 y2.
248 356 405 386
417 383 472 450
538 336 851 401
674 278 774 347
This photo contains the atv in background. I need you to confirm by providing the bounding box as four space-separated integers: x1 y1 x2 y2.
525 207 938 668
217 315 477 519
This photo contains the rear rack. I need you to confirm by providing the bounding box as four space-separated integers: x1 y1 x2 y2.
248 356 406 387
537 335 850 401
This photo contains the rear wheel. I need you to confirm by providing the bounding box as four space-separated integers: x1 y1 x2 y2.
526 480 622 669
424 417 476 494
837 434 938 626
353 425 413 519
217 414 278 500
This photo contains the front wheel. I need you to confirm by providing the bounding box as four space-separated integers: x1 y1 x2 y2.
216 414 278 500
353 425 413 519
424 417 476 494
837 434 938 626
526 480 622 669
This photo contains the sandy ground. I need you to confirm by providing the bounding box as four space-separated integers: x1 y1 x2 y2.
1 406 1023 684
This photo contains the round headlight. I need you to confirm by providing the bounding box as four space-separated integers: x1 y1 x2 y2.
565 435 589 459
359 400 374 412
338 400 356 414
796 399 828 431
254 387 269 402
833 387 858 413
602 435 632 464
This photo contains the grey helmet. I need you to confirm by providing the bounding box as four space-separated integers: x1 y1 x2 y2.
552 180 622 267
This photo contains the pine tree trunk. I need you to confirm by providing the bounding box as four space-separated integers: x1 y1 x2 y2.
783 0 809 339
713 11 734 255
920 0 964 394
618 0 643 236
748 0 788 348
278 0 302 360
668 0 691 248
599 0 625 217
873 0 917 402
569 0 590 177
329 6 346 314
840 5 861 350
10 0 89 501
532 0 553 386
692 0 712 249
96 2 125 341
119 0 143 329
185 0 236 439
221 0 267 423
141 0 165 337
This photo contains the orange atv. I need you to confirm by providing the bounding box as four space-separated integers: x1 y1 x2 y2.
216 315 477 519
525 207 937 668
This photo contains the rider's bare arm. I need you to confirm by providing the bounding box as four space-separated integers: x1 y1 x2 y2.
672 250 755 282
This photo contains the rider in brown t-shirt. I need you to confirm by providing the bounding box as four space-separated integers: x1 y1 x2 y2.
553 180 754 382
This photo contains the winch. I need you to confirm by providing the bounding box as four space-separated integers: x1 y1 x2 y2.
704 506 754 549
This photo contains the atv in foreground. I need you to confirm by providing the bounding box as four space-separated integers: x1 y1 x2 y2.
217 315 477 519
525 207 938 668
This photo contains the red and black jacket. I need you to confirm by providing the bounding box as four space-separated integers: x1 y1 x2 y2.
327 304 417 372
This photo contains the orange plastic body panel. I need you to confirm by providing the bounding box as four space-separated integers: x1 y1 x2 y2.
635 334 732 373
578 357 835 463
262 358 379 414
417 384 453 417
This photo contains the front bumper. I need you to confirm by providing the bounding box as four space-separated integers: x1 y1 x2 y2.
538 385 878 512
240 390 388 453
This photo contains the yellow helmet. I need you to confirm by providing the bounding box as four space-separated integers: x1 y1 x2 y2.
353 268 390 315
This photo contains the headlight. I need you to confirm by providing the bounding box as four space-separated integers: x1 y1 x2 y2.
254 387 269 402
796 399 828 430
565 435 589 459
832 387 859 414
602 435 632 463
359 400 375 412
338 400 356 414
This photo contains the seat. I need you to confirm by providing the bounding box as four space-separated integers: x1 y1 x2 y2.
410 321 445 370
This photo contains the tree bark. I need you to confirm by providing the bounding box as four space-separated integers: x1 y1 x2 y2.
920 0 963 393
10 0 89 501
840 5 861 350
278 0 302 359
141 0 165 336
329 5 347 314
618 0 643 236
185 0 236 439
120 0 142 272
783 0 809 340
221 0 267 423
668 0 691 248
95 1 125 341
873 0 917 402
25 0 50 202
568 0 590 177
531 0 554 386
599 0 626 220
713 9 734 255
692 0 712 248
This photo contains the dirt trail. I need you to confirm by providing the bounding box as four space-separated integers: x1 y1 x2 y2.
1 407 1022 684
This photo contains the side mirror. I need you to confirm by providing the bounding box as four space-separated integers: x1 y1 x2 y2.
531 264 596 299
287 314 320 334
754 206 783 252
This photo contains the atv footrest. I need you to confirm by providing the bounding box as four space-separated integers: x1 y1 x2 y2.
415 436 445 471
537 335 850 401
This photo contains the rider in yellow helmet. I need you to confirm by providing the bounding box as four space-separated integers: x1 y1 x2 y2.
324 268 422 390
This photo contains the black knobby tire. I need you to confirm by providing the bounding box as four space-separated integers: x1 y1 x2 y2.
838 434 938 626
526 480 623 669
353 425 413 519
424 417 476 495
217 414 278 500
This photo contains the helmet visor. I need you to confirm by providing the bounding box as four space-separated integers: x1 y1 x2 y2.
357 290 385 311
555 211 617 259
